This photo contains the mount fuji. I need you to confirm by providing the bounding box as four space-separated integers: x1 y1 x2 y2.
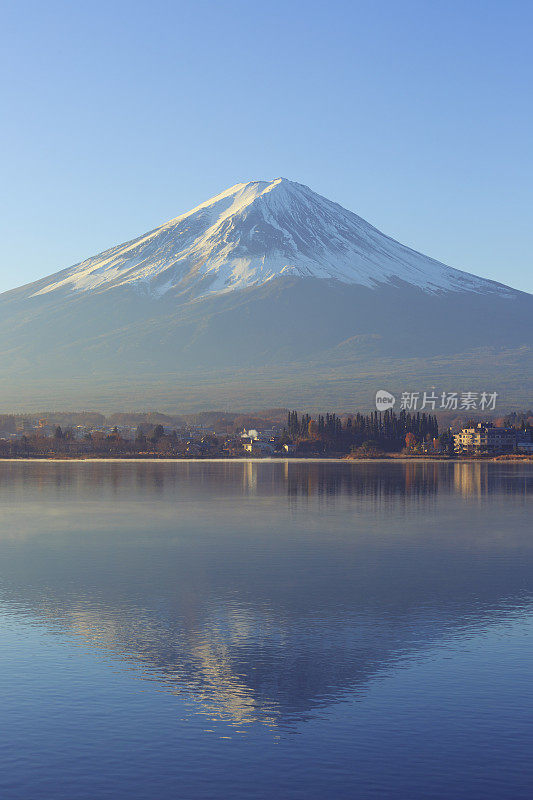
1 178 531 411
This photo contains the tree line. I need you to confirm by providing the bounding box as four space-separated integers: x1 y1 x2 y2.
285 410 439 453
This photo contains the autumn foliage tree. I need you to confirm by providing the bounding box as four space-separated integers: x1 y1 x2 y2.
405 432 418 451
308 419 319 437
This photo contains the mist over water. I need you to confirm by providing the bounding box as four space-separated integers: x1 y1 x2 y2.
1 461 532 799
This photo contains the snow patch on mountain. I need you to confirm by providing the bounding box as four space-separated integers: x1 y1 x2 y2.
31 178 511 300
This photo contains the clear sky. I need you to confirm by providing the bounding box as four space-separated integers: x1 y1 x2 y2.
1 0 531 294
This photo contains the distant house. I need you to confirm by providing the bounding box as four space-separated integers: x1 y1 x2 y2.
454 423 517 455
517 441 533 454
516 428 533 454
282 444 296 454
241 429 259 440
243 440 274 455
420 438 444 455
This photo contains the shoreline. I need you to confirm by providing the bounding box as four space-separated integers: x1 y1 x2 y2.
0 456 531 464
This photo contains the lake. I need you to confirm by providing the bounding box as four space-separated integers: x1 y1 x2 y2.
0 460 532 799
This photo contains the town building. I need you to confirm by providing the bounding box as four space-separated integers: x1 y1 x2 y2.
454 423 517 455
517 440 533 454
243 440 275 455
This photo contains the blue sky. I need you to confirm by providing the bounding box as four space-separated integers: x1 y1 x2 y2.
1 0 531 293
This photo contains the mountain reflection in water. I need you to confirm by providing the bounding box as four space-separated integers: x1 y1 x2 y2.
0 460 531 729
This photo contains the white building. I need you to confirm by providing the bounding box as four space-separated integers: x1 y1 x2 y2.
454 423 517 454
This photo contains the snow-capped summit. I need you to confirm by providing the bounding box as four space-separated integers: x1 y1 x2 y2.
1 176 530 412
31 177 508 300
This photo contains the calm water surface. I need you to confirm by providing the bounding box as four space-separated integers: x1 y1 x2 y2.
0 460 532 799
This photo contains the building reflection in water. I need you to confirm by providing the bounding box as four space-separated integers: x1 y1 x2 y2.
0 460 531 728
0 458 529 502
